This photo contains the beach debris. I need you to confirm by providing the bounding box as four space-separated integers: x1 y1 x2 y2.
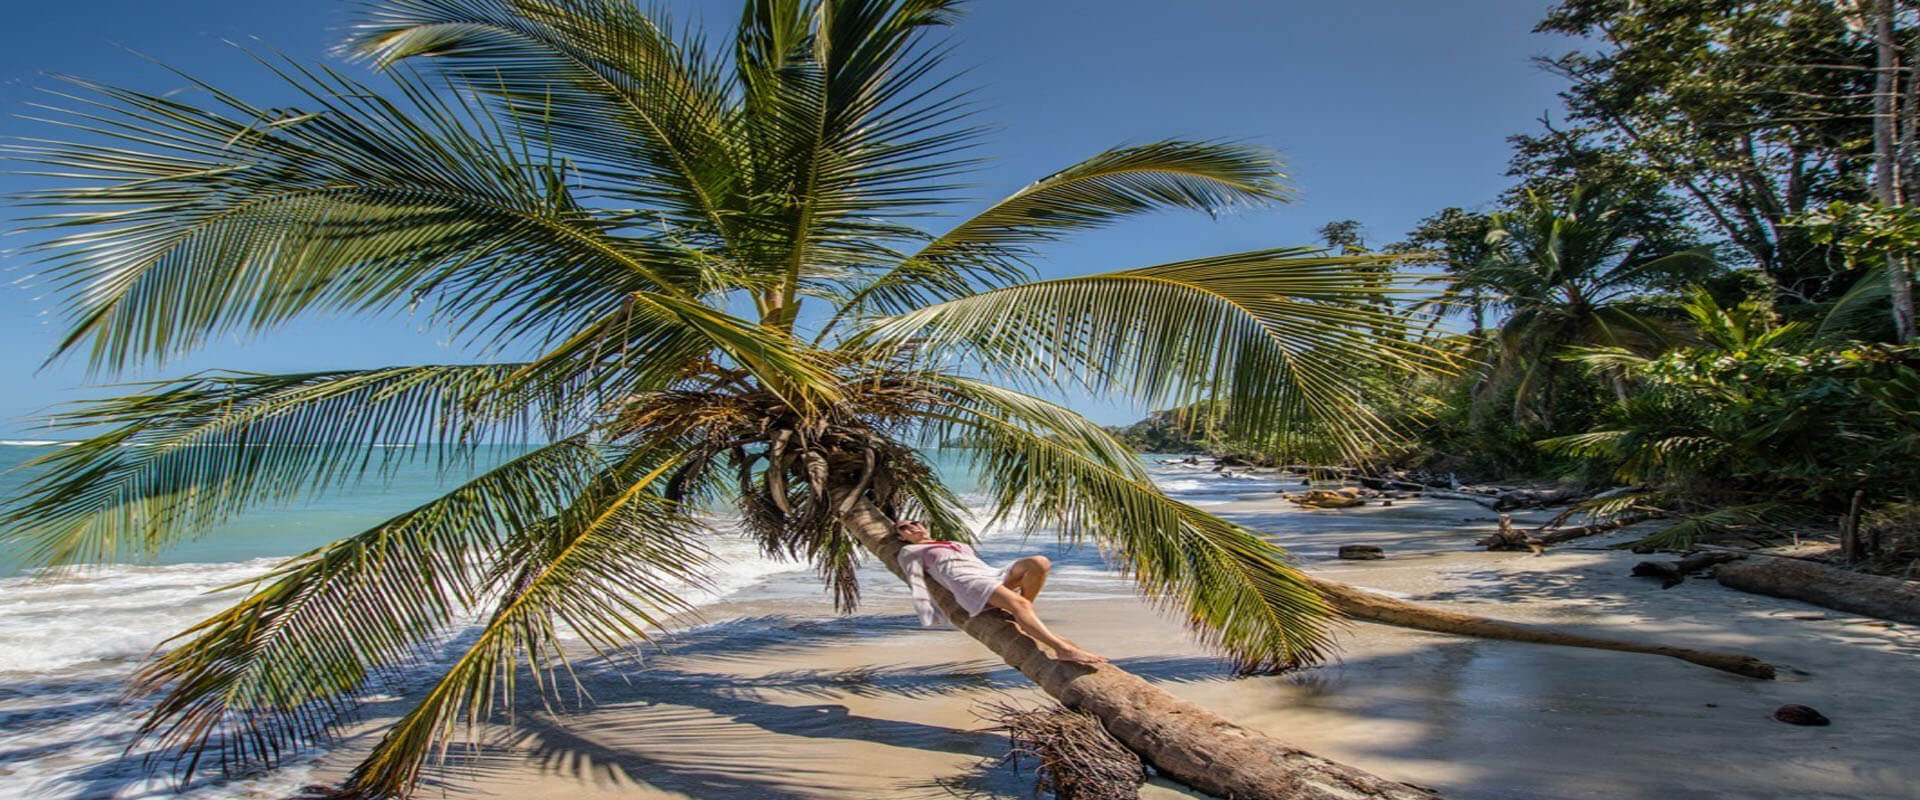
989 701 1146 800
1339 544 1387 560
1478 514 1543 553
1772 704 1831 726
1717 557 1920 625
1480 511 1660 552
1630 551 1743 589
1631 560 1687 588
1285 487 1366 509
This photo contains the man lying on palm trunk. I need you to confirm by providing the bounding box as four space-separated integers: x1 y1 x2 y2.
892 519 1107 665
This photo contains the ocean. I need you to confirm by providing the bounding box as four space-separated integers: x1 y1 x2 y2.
0 444 1292 800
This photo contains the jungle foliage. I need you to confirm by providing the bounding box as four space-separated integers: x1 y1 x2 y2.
1113 0 1920 551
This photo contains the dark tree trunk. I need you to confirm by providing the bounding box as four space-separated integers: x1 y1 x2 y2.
1717 557 1920 625
1874 0 1918 342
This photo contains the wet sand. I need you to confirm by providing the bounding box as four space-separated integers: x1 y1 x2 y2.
310 494 1920 799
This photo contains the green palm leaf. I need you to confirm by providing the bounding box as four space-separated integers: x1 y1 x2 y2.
825 140 1292 329
11 61 719 371
340 447 709 797
344 0 739 243
867 248 1447 450
2 365 565 568
924 376 1335 669
127 438 611 771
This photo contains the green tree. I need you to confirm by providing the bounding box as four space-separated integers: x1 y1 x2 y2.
1466 187 1716 424
1548 289 1920 548
1533 0 1880 301
0 2 1447 797
1388 207 1500 334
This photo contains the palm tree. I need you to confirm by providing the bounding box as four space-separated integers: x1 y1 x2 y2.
1465 187 1714 424
1 3 1764 799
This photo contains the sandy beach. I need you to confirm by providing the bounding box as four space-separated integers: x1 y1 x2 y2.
300 485 1920 800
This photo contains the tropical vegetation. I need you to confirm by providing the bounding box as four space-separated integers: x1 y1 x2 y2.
1115 0 1920 558
0 0 1442 796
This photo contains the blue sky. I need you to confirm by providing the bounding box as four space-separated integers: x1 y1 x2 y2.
0 0 1570 437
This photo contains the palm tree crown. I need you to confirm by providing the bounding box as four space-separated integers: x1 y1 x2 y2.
3 1 1437 796
1464 187 1713 422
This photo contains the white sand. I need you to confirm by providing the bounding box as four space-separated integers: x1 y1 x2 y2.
309 495 1920 799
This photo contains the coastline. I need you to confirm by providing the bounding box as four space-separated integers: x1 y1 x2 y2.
298 485 1920 800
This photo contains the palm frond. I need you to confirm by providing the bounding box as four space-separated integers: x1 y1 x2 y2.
866 249 1449 453
340 447 709 798
1 365 560 569
343 0 739 244
826 140 1291 329
732 0 981 324
9 59 716 371
1626 502 1803 551
126 438 610 776
923 376 1335 669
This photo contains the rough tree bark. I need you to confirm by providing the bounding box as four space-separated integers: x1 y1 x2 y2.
1717 557 1920 625
1873 0 1918 343
837 495 1437 800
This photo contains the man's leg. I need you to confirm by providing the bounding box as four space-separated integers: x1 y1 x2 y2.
987 585 1104 664
1001 555 1051 601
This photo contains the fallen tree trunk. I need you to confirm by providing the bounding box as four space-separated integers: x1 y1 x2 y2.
1302 577 1776 679
1491 486 1591 511
1478 513 1659 552
1424 489 1503 510
1426 485 1608 513
1715 557 1920 625
838 496 1437 800
1536 513 1659 545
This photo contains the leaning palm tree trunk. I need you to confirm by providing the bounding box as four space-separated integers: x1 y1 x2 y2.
1304 578 1775 679
838 496 1439 800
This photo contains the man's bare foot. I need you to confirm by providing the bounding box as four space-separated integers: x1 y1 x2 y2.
1054 646 1107 665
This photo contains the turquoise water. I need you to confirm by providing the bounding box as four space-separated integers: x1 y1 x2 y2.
0 442 1010 800
2 442 1276 800
0 444 534 576
0 445 988 577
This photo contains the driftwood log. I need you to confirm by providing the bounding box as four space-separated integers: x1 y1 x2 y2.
1285 488 1366 509
1477 514 1540 552
1538 513 1660 545
1428 486 1594 512
1630 551 1743 589
1715 557 1920 625
1478 513 1659 552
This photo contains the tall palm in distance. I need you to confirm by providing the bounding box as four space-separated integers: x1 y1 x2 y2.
2 1 1442 797
1462 187 1716 424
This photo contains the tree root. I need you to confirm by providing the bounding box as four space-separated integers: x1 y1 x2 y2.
989 701 1145 800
